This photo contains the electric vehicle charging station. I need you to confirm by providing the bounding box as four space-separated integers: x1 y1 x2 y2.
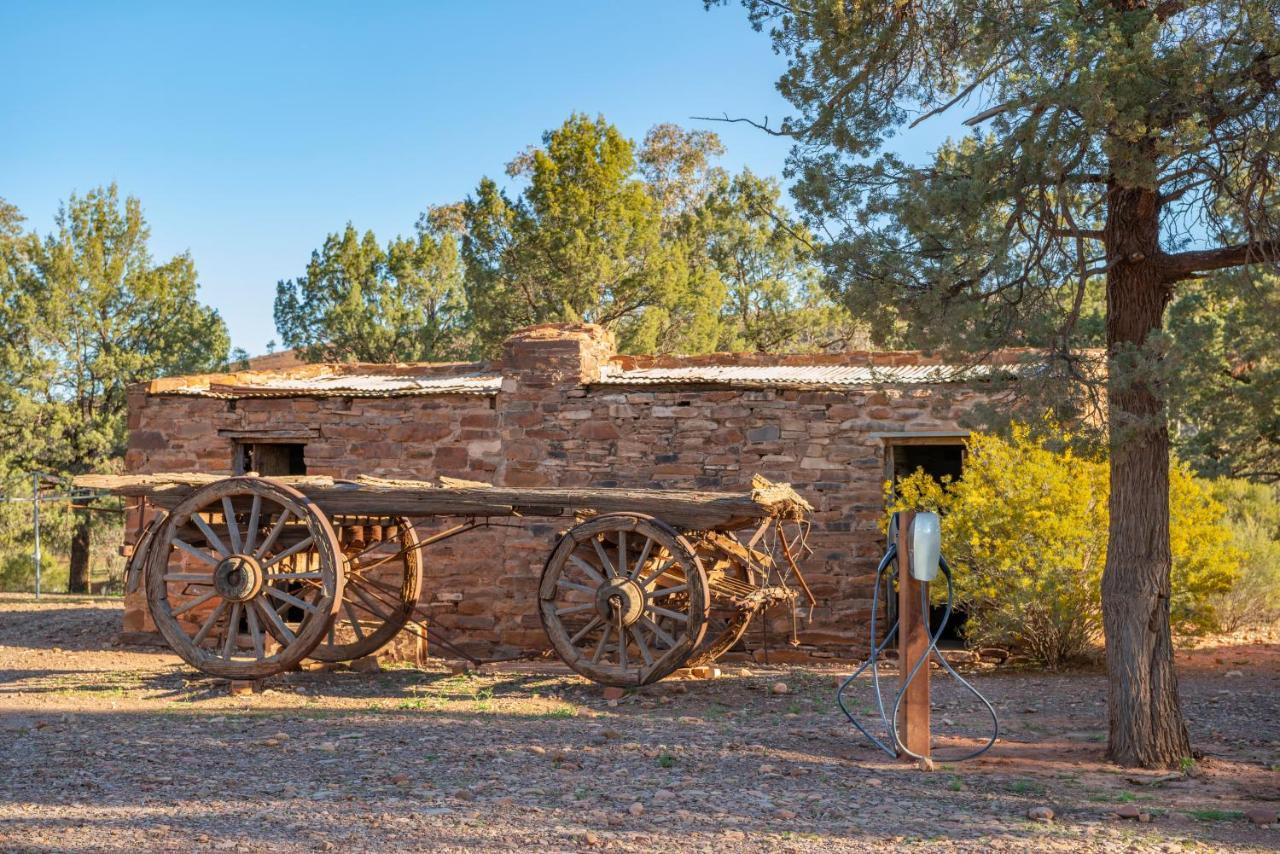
837 509 999 763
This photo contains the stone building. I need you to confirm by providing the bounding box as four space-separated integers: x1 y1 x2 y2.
121 323 1030 658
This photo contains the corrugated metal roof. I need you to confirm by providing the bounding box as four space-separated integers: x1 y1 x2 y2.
595 363 1021 389
165 371 502 399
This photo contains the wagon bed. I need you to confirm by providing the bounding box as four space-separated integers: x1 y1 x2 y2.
79 472 813 688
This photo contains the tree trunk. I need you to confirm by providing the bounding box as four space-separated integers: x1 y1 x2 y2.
1101 183 1193 767
68 509 92 594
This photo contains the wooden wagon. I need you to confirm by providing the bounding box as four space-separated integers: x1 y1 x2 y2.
77 472 813 687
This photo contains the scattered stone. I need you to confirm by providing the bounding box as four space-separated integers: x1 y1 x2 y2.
1224 670 1244 678
771 682 790 695
348 656 382 673
775 808 798 820
602 686 626 701
228 680 256 696
1114 804 1141 820
1027 806 1054 823
1246 809 1278 826
628 802 644 817
318 741 337 752
690 665 721 679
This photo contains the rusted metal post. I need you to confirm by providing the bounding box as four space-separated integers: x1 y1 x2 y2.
896 510 930 760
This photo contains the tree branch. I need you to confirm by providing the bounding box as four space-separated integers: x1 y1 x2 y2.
1163 239 1280 279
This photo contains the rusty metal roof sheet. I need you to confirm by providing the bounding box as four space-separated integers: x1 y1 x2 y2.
165 371 502 399
595 363 1022 389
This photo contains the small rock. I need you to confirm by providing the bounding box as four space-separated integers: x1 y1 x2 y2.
771 682 790 695
389 773 410 786
528 745 546 755
775 808 798 820
348 656 381 673
318 741 337 752
1027 806 1054 823
628 802 644 817
1224 670 1244 678
602 686 626 701
1114 804 1141 819
228 681 256 696
1245 808 1277 826
453 789 474 801
583 831 600 846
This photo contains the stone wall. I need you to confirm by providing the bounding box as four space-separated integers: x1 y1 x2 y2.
123 323 990 658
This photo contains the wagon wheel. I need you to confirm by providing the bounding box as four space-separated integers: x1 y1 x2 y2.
540 513 708 687
302 518 423 663
687 532 768 667
144 477 343 680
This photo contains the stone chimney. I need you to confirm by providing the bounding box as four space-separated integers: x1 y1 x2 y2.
499 323 615 390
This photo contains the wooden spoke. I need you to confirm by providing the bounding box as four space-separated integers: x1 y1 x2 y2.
170 588 218 617
568 555 606 585
260 536 315 571
163 572 214 584
639 615 678 649
646 583 688 599
638 558 677 589
191 513 231 558
192 600 227 646
246 602 265 660
254 598 297 644
555 602 595 617
629 536 655 580
343 600 366 641
243 494 262 555
616 530 627 580
346 579 394 622
221 497 243 554
172 538 220 566
556 578 596 595
629 625 654 667
591 537 617 578
591 623 612 664
264 585 320 615
649 605 689 623
569 616 603 645
253 509 293 560
222 602 242 659
265 571 323 581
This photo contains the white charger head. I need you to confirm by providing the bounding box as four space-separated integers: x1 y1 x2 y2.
910 512 941 582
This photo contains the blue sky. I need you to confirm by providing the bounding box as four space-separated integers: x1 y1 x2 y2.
2 1 961 356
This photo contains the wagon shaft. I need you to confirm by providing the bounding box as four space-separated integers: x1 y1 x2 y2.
76 472 812 530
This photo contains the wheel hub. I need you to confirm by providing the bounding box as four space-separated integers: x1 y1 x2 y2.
213 554 264 602
595 577 646 626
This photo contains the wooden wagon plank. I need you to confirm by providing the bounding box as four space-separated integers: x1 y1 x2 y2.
75 472 811 531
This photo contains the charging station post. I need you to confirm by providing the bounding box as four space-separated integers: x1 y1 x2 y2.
895 510 930 760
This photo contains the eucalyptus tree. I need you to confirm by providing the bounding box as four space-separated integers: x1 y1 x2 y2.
713 0 1280 766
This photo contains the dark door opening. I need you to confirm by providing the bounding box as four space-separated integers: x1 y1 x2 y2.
235 442 307 476
887 439 968 645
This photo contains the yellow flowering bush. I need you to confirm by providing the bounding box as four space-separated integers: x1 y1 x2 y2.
886 424 1240 667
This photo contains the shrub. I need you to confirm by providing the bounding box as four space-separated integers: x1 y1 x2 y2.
887 424 1241 667
1205 479 1280 631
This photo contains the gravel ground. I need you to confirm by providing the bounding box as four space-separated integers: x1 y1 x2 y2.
0 594 1277 852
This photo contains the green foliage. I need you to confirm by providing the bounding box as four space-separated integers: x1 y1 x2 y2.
887 425 1241 666
0 186 229 590
275 220 469 362
1205 478 1280 630
281 116 855 360
1167 270 1280 483
460 114 709 354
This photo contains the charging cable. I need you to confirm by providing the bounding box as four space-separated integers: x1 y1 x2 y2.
836 543 999 761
